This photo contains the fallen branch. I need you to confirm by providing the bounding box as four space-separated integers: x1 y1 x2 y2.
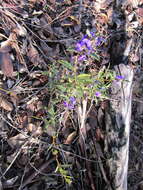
104 64 133 190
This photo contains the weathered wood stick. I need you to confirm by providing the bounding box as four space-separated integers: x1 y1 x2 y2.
105 64 133 190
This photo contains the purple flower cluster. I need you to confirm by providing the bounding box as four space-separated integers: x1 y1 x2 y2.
75 36 92 52
75 33 105 63
63 96 76 109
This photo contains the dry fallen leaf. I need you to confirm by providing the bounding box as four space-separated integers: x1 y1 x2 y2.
27 43 40 66
27 123 42 136
7 133 38 149
0 96 13 111
0 51 13 77
7 133 28 149
13 23 27 37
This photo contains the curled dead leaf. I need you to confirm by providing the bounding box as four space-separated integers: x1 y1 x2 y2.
64 131 76 144
0 96 13 111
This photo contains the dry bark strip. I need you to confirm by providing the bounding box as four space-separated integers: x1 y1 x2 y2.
104 64 133 190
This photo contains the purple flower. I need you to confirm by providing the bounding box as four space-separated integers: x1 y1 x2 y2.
95 36 105 46
81 35 88 42
116 75 125 80
78 55 87 61
82 38 92 50
63 97 76 109
75 36 92 51
95 91 101 97
70 96 76 105
67 104 74 109
63 101 69 107
75 43 83 51
90 31 96 37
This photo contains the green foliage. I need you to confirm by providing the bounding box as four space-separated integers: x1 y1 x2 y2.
58 60 73 70
44 54 116 110
57 164 72 185
42 35 117 186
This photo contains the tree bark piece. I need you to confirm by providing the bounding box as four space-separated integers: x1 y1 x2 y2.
104 64 133 190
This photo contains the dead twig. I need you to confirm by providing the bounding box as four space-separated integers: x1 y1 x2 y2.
19 158 54 190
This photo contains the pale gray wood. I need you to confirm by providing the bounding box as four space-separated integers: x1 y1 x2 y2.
104 64 133 190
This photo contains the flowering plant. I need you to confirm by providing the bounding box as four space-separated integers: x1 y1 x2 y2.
43 32 125 184
46 32 125 119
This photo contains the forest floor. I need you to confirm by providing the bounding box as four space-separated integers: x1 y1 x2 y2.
0 0 143 190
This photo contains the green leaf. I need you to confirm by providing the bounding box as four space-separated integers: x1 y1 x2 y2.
67 47 75 52
59 60 73 70
97 70 104 80
56 85 67 92
76 87 84 97
65 176 72 185
77 74 91 79
77 78 93 84
59 167 68 176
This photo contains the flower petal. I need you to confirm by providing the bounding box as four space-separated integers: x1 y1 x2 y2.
78 55 87 61
116 75 125 80
95 91 101 97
